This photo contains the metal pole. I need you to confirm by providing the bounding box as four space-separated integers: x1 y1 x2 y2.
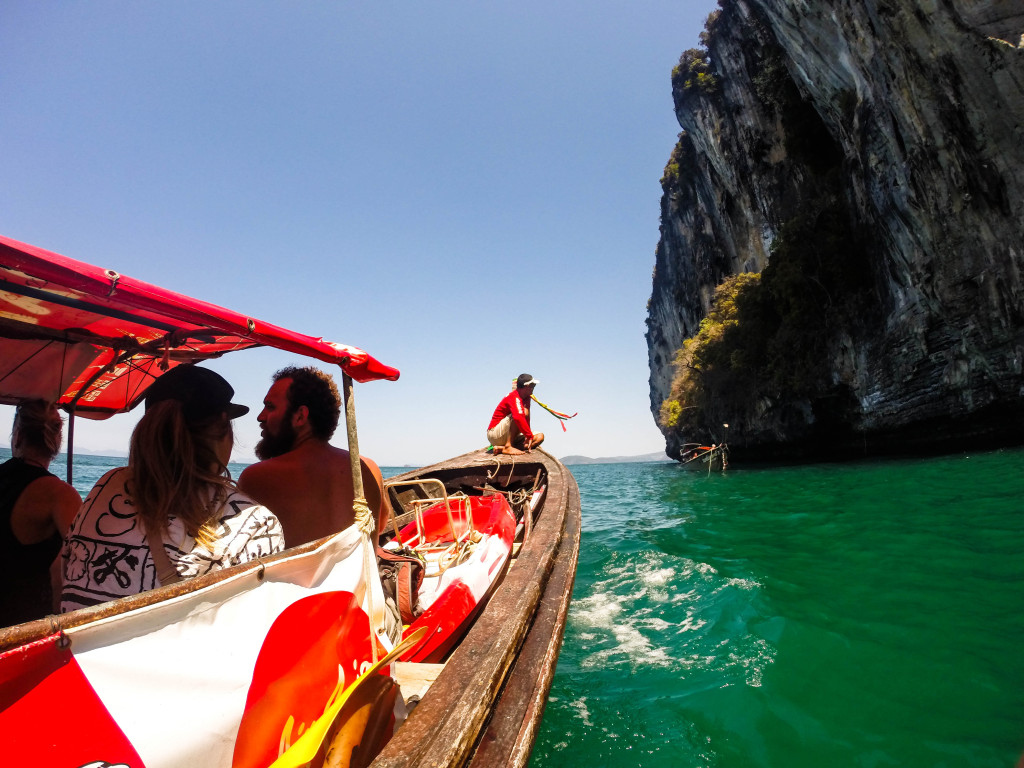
65 406 75 486
341 370 366 507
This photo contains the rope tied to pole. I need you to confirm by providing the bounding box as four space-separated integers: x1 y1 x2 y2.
352 495 375 537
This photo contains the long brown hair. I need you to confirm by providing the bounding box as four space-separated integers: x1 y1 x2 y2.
128 400 234 550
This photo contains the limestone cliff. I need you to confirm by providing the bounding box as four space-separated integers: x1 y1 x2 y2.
647 0 1024 460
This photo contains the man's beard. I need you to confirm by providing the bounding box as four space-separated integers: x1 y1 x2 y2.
255 409 298 460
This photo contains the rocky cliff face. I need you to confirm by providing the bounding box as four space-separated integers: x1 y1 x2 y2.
647 0 1024 460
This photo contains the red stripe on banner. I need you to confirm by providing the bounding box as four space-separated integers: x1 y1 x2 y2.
0 633 145 766
232 592 377 768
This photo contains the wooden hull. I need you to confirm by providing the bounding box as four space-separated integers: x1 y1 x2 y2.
680 445 728 472
0 447 581 768
376 448 580 768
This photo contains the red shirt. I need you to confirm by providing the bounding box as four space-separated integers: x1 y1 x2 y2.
488 389 533 441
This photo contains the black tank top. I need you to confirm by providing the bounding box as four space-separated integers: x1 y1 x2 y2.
0 457 63 626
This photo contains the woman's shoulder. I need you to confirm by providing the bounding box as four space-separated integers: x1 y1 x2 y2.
93 465 129 485
78 466 130 506
201 487 284 564
213 488 282 540
221 487 273 518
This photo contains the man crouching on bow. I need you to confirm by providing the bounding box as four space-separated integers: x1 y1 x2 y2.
486 373 545 456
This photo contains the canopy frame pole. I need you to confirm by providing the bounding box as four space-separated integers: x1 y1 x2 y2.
66 405 75 485
341 370 365 508
343 368 389 664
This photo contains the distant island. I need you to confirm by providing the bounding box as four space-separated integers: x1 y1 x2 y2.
560 451 671 466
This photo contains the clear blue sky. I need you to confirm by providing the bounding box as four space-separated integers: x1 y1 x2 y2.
1 1 716 466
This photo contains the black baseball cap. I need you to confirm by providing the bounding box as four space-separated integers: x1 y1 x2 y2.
145 365 249 421
516 373 539 388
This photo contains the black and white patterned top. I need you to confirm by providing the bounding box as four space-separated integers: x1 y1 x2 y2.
61 467 284 612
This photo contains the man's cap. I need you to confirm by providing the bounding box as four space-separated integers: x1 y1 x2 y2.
516 373 539 389
145 365 249 421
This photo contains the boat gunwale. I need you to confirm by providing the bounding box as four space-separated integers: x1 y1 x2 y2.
370 447 579 768
468 470 580 768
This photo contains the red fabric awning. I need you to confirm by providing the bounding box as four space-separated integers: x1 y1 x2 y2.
0 235 399 418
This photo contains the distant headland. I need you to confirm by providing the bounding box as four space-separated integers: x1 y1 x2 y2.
560 451 671 466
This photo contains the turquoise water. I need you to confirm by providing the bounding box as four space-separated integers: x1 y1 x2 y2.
0 449 258 499
530 450 1024 768
9 447 1022 765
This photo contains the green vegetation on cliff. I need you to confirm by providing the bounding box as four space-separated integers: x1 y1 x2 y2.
660 202 874 440
660 272 762 431
671 11 722 98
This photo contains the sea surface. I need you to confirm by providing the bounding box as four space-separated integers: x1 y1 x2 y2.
8 447 1022 766
530 450 1024 768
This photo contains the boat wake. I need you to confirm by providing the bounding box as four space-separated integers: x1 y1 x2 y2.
570 550 774 686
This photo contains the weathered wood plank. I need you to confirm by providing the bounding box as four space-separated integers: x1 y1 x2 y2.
371 448 572 768
467 472 580 768
393 662 446 706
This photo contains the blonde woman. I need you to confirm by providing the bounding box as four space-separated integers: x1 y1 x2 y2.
61 366 284 611
1 400 82 625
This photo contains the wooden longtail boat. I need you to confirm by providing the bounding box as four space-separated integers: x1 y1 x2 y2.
0 234 581 768
679 442 729 472
378 449 579 767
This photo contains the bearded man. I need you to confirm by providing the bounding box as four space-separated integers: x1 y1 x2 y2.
238 366 385 548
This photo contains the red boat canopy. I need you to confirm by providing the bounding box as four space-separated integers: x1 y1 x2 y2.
0 235 399 418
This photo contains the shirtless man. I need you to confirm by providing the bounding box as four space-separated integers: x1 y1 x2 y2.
486 374 545 455
238 367 385 548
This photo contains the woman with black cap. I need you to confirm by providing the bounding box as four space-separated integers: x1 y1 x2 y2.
60 365 284 611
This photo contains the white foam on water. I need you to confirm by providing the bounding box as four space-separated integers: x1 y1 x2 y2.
573 591 624 626
567 696 593 727
677 613 707 633
607 620 673 668
637 617 672 632
575 592 674 669
721 575 762 591
732 636 776 687
642 567 676 586
572 551 773 674
693 560 761 591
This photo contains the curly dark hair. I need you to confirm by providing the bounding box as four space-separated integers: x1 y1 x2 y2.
273 366 341 441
